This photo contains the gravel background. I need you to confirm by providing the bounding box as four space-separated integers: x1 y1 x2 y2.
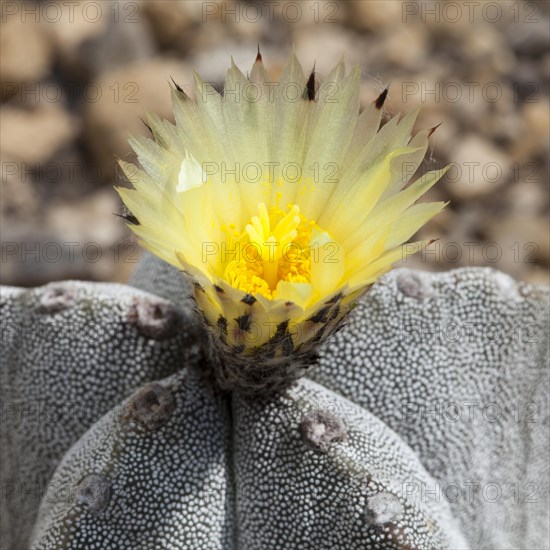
1 0 548 287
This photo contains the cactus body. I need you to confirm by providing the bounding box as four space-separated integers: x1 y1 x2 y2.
1 257 548 549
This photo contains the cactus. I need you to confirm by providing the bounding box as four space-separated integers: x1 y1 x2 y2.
0 281 199 549
2 51 549 550
1 255 548 548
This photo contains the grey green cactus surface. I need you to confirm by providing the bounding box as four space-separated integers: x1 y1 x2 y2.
1 253 548 549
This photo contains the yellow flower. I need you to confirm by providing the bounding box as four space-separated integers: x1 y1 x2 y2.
117 51 448 394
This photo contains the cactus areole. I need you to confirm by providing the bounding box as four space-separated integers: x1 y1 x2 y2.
117 50 447 395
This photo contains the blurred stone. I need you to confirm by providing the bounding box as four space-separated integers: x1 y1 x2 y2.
0 105 79 164
461 26 514 74
190 39 260 84
46 0 108 54
459 80 521 146
510 62 543 103
46 0 155 82
293 26 367 75
0 155 39 221
141 0 194 49
1 189 132 287
83 58 189 181
487 215 550 273
484 113 524 149
446 136 509 199
79 3 156 75
509 18 550 57
524 266 550 285
506 181 549 217
346 0 403 31
44 189 121 243
0 18 53 98
384 67 449 117
511 101 550 160
446 83 491 131
382 25 428 70
228 15 266 40
33 147 101 200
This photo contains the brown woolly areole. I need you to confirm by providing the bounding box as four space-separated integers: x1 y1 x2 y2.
191 280 368 396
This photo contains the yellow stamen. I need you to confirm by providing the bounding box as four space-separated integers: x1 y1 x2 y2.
223 203 318 297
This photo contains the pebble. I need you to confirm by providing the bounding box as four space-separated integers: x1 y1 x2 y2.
0 3 546 288
83 58 190 180
0 105 78 164
446 135 510 200
0 18 53 95
346 0 403 31
142 0 194 48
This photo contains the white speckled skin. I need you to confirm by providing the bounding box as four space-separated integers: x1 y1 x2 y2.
233 379 468 549
30 373 468 549
31 370 233 549
0 282 200 549
1 254 548 548
312 268 549 549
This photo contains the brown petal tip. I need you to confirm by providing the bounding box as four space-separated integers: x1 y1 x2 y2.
429 122 443 137
374 87 389 110
304 65 316 101
170 76 185 95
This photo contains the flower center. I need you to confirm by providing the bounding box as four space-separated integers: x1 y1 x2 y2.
222 203 316 298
